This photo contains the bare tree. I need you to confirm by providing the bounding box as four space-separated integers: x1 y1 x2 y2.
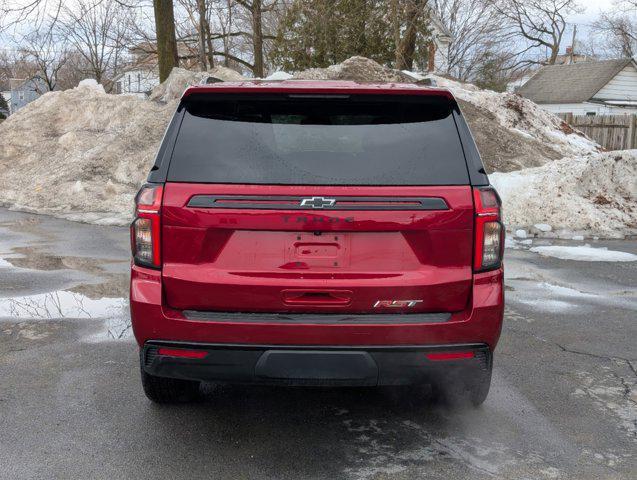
491 0 581 66
19 25 68 90
57 0 132 88
175 0 217 69
592 2 637 58
196 0 212 67
433 0 511 80
0 0 63 32
55 51 96 89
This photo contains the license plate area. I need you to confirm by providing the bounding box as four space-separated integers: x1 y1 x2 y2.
285 232 350 268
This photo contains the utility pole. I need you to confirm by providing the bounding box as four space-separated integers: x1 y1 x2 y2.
569 24 577 64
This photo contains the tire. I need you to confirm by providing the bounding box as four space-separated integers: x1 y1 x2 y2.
431 366 492 407
139 351 201 404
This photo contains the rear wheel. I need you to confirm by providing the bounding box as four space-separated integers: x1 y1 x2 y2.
140 352 201 404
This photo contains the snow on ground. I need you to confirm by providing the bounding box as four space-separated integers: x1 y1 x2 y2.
0 81 176 224
491 151 637 239
529 245 637 262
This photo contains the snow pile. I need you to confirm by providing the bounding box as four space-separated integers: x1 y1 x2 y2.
293 56 413 82
529 245 637 262
149 66 246 102
77 78 105 93
423 76 598 172
0 82 176 224
433 75 599 162
265 71 294 80
491 151 637 238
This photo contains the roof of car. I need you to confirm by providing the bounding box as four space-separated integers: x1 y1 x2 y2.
181 80 454 99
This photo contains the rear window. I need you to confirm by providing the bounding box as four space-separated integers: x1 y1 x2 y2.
168 94 469 185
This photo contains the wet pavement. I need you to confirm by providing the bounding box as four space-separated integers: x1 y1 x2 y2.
0 207 635 480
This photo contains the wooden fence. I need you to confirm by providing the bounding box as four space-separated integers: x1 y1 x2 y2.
559 113 637 151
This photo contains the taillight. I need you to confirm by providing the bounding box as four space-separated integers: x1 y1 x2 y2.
473 187 504 272
131 184 163 268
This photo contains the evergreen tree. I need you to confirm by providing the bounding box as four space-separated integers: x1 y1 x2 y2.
269 0 396 70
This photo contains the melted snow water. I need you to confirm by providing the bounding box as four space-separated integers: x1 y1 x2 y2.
0 290 125 320
0 290 131 341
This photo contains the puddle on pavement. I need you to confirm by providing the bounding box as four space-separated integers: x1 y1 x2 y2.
0 242 130 341
0 290 125 320
0 290 130 341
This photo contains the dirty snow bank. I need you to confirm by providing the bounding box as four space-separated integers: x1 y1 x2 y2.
293 56 414 82
0 81 176 224
430 75 599 171
149 66 246 102
491 151 637 239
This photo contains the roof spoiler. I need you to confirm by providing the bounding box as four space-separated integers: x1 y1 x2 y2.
415 77 437 87
200 76 225 84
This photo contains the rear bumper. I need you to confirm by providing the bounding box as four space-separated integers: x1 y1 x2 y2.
130 266 504 349
142 341 492 386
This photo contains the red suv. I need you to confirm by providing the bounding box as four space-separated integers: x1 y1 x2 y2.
130 81 504 406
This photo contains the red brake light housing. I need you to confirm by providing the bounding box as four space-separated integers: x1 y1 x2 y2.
157 348 208 359
131 184 163 269
473 187 504 272
426 351 476 361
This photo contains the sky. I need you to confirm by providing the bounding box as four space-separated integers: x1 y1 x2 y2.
570 0 617 25
0 0 631 54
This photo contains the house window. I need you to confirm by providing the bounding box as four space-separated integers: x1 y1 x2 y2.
137 73 141 92
18 91 24 101
586 112 596 116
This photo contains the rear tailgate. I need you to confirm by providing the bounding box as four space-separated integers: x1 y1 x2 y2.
160 91 475 315
162 184 473 313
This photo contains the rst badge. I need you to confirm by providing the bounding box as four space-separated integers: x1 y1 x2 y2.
374 300 423 308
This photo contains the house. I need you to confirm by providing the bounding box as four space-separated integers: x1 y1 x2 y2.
113 67 160 97
114 40 203 96
8 76 48 114
517 59 637 115
552 48 596 66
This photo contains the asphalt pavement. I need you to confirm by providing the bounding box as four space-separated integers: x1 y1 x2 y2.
0 208 635 480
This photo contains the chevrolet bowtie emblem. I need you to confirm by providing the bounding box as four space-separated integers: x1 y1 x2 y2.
299 197 336 209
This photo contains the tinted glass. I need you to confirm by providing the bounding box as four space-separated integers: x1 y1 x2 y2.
168 94 469 185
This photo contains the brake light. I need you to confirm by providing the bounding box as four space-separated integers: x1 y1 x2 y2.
131 184 163 268
473 187 504 271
